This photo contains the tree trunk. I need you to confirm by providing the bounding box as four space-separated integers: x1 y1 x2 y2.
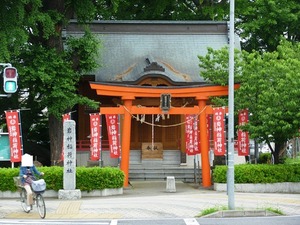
43 1 65 166
49 114 63 165
273 141 285 164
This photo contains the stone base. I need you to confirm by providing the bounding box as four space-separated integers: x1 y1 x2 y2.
58 189 81 200
166 176 176 193
1 188 123 199
214 182 300 193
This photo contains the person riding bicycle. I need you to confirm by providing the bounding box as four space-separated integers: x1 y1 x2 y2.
19 154 44 211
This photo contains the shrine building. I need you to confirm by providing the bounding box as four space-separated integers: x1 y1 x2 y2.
65 20 240 187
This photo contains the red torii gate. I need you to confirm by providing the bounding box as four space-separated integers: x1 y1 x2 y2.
90 82 239 187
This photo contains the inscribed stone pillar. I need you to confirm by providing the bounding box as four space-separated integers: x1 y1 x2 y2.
63 120 76 190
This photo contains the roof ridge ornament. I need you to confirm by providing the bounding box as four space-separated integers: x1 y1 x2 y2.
144 58 165 72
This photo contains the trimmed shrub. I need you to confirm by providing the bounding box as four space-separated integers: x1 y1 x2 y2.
258 153 272 164
76 167 124 191
0 168 19 192
0 166 124 192
213 164 300 184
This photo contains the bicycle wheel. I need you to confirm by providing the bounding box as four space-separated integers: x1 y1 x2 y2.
20 189 30 213
36 193 46 219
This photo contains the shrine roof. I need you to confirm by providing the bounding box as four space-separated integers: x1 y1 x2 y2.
66 20 240 84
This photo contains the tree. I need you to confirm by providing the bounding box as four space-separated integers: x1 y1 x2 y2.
112 0 300 52
111 0 228 20
198 40 300 164
0 0 118 165
18 32 100 164
235 0 300 52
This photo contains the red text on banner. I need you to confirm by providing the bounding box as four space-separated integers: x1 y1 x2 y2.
238 109 249 156
185 114 200 155
5 111 22 162
105 114 120 158
90 114 101 161
213 107 226 156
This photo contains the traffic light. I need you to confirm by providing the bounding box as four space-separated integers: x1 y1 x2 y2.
3 67 18 93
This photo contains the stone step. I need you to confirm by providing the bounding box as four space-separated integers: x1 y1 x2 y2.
129 167 202 183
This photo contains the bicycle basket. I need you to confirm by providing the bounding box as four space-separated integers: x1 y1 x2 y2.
31 179 46 193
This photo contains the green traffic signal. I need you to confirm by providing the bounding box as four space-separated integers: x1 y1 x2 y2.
4 81 17 93
3 67 18 93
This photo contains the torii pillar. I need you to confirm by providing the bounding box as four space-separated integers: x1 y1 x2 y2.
198 97 211 187
120 98 134 187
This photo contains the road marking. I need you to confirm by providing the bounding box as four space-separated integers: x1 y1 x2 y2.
110 219 118 225
56 201 82 214
184 218 200 225
0 220 109 224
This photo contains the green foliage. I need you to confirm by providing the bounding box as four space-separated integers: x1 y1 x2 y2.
265 207 284 215
236 0 300 51
40 166 63 191
112 0 300 51
19 29 100 119
198 205 283 217
65 30 101 74
213 164 300 184
0 168 19 192
239 41 300 142
197 205 228 217
199 40 300 164
284 157 300 165
0 0 39 61
0 1 108 164
111 0 228 21
198 47 244 86
259 153 272 164
0 166 124 192
76 167 125 191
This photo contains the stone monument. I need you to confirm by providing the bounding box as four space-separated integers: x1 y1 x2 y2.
58 120 81 199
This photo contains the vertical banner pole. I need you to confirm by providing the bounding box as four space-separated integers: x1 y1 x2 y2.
18 110 24 156
118 114 121 167
100 114 103 167
228 0 236 210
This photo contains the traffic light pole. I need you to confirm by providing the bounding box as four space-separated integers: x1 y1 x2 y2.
0 94 11 97
0 63 12 67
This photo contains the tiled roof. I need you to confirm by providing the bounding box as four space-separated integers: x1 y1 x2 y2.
66 20 240 84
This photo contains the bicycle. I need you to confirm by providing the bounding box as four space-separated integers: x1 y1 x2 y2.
13 176 47 219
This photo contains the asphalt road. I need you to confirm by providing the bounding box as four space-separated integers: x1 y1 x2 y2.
1 216 300 225
1 181 299 224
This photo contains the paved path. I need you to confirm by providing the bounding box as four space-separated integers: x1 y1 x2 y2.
0 181 299 219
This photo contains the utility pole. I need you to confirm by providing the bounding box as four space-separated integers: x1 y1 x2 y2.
228 0 235 210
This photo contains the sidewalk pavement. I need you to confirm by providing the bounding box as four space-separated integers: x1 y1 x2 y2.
0 181 299 219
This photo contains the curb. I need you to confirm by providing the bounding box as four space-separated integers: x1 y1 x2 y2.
0 188 123 199
202 210 280 218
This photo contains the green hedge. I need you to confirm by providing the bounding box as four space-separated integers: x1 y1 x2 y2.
0 166 124 192
213 164 300 184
